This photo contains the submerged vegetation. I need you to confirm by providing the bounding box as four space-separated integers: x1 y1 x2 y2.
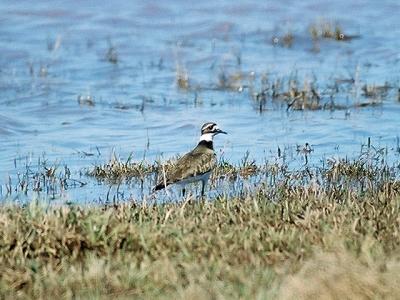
175 61 397 113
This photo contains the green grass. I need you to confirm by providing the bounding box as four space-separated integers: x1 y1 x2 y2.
1 189 399 299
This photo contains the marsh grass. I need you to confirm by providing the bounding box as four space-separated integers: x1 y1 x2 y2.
89 152 156 183
4 141 399 207
0 186 399 299
86 143 400 197
173 57 396 112
309 20 359 41
250 73 396 112
2 158 82 199
87 152 261 185
176 61 190 90
2 144 400 298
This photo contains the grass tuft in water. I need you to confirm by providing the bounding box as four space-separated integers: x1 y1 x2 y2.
88 153 156 182
309 20 358 41
176 62 190 90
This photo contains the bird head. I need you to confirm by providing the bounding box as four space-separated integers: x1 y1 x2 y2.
199 122 227 141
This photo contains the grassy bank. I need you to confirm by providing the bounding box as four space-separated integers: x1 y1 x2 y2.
1 189 400 299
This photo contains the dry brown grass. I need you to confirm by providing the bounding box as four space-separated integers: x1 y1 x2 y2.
0 190 399 298
279 245 400 300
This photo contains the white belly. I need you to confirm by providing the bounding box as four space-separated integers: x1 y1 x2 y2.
176 171 211 186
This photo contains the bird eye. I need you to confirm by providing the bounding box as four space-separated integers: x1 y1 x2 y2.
202 123 218 132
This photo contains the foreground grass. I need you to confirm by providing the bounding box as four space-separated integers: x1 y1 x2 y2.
1 190 400 299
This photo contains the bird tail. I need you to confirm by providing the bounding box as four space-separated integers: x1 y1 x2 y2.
153 182 167 192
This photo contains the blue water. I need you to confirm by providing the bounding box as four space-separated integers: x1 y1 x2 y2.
0 0 399 202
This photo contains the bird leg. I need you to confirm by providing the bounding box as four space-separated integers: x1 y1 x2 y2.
182 188 186 197
201 180 205 197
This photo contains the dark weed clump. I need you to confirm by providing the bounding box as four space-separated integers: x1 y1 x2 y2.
106 46 118 64
77 94 95 107
105 39 119 64
362 82 392 100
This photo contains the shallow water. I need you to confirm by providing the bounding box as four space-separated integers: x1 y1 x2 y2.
0 0 399 202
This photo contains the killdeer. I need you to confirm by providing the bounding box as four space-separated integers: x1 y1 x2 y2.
154 122 227 197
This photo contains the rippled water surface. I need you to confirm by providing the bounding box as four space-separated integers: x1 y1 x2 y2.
1 0 399 202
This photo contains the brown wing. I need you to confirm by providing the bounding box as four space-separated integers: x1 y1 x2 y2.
155 150 216 189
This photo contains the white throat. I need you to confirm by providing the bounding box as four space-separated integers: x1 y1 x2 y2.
199 133 214 142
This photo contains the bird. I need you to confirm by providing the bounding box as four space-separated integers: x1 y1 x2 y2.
154 122 227 197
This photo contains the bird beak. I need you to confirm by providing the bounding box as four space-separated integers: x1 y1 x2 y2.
216 129 227 135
